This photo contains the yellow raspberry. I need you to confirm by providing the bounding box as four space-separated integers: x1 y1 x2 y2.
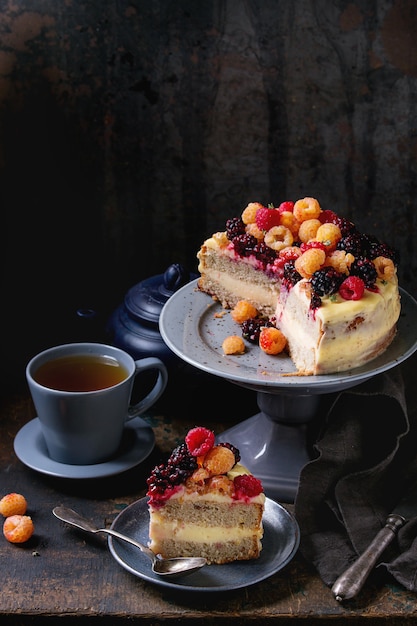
315 223 342 252
245 222 264 240
3 515 34 544
242 202 263 224
293 197 321 222
298 218 321 243
326 250 354 274
279 211 301 235
259 327 287 355
231 300 258 324
264 225 293 251
222 335 245 355
0 493 28 517
204 446 236 475
373 256 395 280
294 248 326 279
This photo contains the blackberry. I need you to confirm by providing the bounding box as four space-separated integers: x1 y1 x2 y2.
147 443 197 493
252 241 277 265
311 266 344 296
310 291 322 311
334 216 357 237
241 316 274 344
226 216 245 240
336 232 366 258
218 442 241 464
366 238 399 265
232 233 258 257
283 261 302 288
350 257 378 288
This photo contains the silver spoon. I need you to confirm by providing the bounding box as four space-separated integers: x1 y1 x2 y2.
52 506 206 578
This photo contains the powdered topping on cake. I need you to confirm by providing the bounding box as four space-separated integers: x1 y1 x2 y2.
197 197 401 374
146 427 265 564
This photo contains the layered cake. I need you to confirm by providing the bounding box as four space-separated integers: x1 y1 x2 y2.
146 427 265 564
197 197 401 374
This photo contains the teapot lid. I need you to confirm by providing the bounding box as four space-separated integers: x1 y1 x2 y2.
124 263 193 324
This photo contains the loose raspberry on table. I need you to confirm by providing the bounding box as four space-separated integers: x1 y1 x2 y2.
0 493 28 517
185 427 215 457
339 276 365 300
233 474 263 500
3 515 34 543
255 206 281 231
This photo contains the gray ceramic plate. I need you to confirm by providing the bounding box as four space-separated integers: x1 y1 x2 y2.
160 280 417 394
13 417 155 479
108 496 299 591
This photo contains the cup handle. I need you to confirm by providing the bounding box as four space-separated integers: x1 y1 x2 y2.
127 357 168 419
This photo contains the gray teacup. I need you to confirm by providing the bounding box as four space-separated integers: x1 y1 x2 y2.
26 342 168 465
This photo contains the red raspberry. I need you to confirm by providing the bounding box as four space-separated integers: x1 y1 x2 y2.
255 207 281 231
279 247 301 262
300 241 327 254
339 276 365 300
277 201 294 213
233 474 263 500
319 209 338 223
185 427 215 457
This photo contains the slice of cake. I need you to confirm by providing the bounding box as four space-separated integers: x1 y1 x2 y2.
197 197 401 375
146 427 265 564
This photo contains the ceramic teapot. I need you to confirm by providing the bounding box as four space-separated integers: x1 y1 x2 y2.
106 263 196 367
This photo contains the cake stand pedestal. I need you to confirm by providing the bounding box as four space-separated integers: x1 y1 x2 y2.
160 281 417 503
217 392 320 502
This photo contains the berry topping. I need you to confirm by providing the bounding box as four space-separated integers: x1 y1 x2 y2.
339 276 365 300
147 442 198 504
232 233 258 257
311 266 344 296
300 240 327 254
283 260 303 288
255 206 281 231
203 445 236 475
350 257 378 289
233 474 263 500
277 200 294 213
226 216 246 240
218 442 241 464
185 427 215 457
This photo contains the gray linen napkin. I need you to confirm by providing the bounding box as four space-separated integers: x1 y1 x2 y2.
294 353 417 592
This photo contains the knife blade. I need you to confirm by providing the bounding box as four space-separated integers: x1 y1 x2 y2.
331 482 417 602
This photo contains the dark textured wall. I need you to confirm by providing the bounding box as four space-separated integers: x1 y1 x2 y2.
1 0 416 385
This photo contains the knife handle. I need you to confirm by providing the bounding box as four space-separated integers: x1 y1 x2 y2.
331 513 406 602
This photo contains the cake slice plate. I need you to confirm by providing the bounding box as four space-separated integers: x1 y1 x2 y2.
108 496 300 591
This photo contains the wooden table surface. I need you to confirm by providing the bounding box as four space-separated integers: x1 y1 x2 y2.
1 369 417 625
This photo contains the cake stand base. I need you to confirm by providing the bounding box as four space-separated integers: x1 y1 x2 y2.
217 392 322 503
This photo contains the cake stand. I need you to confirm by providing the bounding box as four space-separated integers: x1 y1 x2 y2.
159 281 417 503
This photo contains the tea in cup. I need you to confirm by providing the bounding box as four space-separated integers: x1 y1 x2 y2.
26 342 168 465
